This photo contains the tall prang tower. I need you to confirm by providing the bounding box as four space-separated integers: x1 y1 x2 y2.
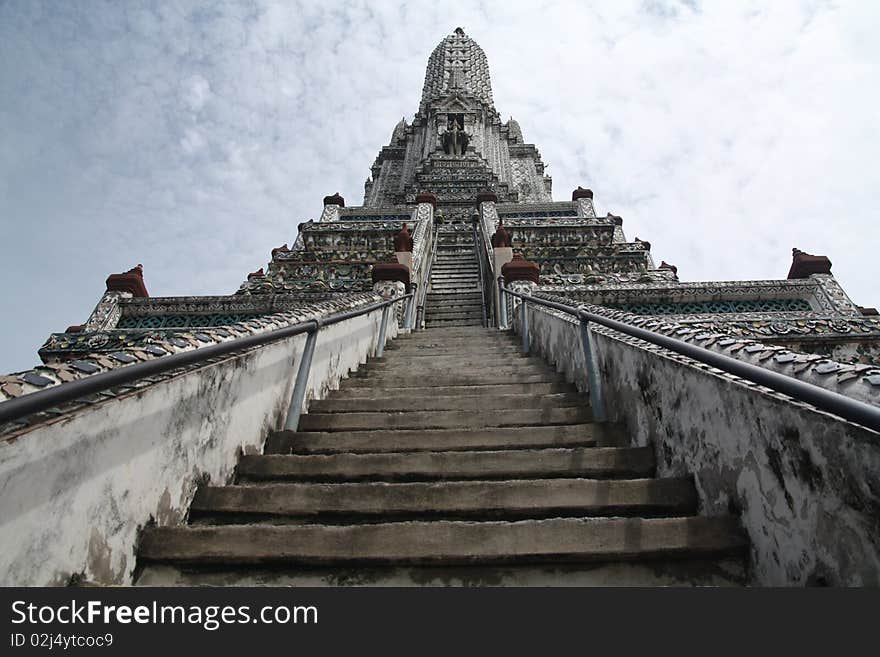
364 27 552 214
2 28 880 589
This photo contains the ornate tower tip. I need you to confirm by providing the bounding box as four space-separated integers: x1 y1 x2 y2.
454 27 465 36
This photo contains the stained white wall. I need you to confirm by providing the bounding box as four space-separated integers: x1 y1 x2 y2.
516 303 880 585
0 307 398 585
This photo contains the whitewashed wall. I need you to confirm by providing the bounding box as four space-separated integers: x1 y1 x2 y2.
0 307 398 586
515 303 880 585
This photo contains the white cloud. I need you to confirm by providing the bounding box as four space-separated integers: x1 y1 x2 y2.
0 0 877 372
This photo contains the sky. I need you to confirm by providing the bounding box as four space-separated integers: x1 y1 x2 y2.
1 0 878 373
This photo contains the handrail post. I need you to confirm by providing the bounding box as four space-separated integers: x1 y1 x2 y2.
520 298 529 354
498 277 507 329
283 320 320 431
376 303 391 358
404 284 416 329
578 314 607 423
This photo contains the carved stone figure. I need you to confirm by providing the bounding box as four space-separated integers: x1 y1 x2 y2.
442 118 469 156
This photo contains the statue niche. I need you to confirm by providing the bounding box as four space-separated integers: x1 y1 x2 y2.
442 115 470 156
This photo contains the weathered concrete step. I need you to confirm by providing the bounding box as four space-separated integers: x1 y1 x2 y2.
362 357 542 372
237 447 655 483
336 381 576 397
426 291 482 297
298 407 592 432
425 304 483 312
431 273 479 279
139 516 748 566
344 372 562 387
137 557 748 586
356 362 555 376
390 334 513 343
424 312 483 322
426 299 482 306
424 300 483 307
425 320 484 327
264 424 603 454
424 304 483 313
384 345 521 356
189 477 696 521
311 392 583 413
379 347 526 359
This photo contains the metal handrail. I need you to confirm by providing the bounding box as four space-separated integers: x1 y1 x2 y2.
500 280 880 433
417 220 441 330
472 220 490 327
0 292 414 428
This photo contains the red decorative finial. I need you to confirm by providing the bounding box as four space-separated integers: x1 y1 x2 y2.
572 187 593 201
323 192 345 207
502 252 540 284
788 248 832 279
393 224 413 252
491 218 511 248
415 191 437 208
106 264 149 297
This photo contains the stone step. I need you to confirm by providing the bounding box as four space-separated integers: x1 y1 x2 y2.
361 358 543 373
138 516 748 566
189 477 696 522
393 337 513 348
335 381 577 398
398 329 506 339
264 424 605 454
137 558 747 586
425 304 483 312
424 303 483 313
379 347 526 358
236 447 655 483
310 392 583 413
356 361 555 376
424 312 484 322
427 288 481 295
344 372 561 387
425 319 484 327
297 407 592 432
431 272 479 278
425 292 482 300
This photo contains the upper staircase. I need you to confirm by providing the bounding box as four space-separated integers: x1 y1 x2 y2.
137 326 748 586
425 233 483 328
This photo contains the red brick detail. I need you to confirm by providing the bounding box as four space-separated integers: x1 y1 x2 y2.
658 261 678 276
106 264 149 298
858 306 879 316
372 263 411 290
788 248 832 279
247 268 265 280
415 191 437 208
572 186 593 201
476 191 498 204
323 192 345 207
393 225 413 252
491 218 512 248
65 325 84 333
502 254 540 285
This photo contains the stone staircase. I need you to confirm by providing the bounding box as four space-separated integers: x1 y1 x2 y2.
425 235 484 328
136 327 748 586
